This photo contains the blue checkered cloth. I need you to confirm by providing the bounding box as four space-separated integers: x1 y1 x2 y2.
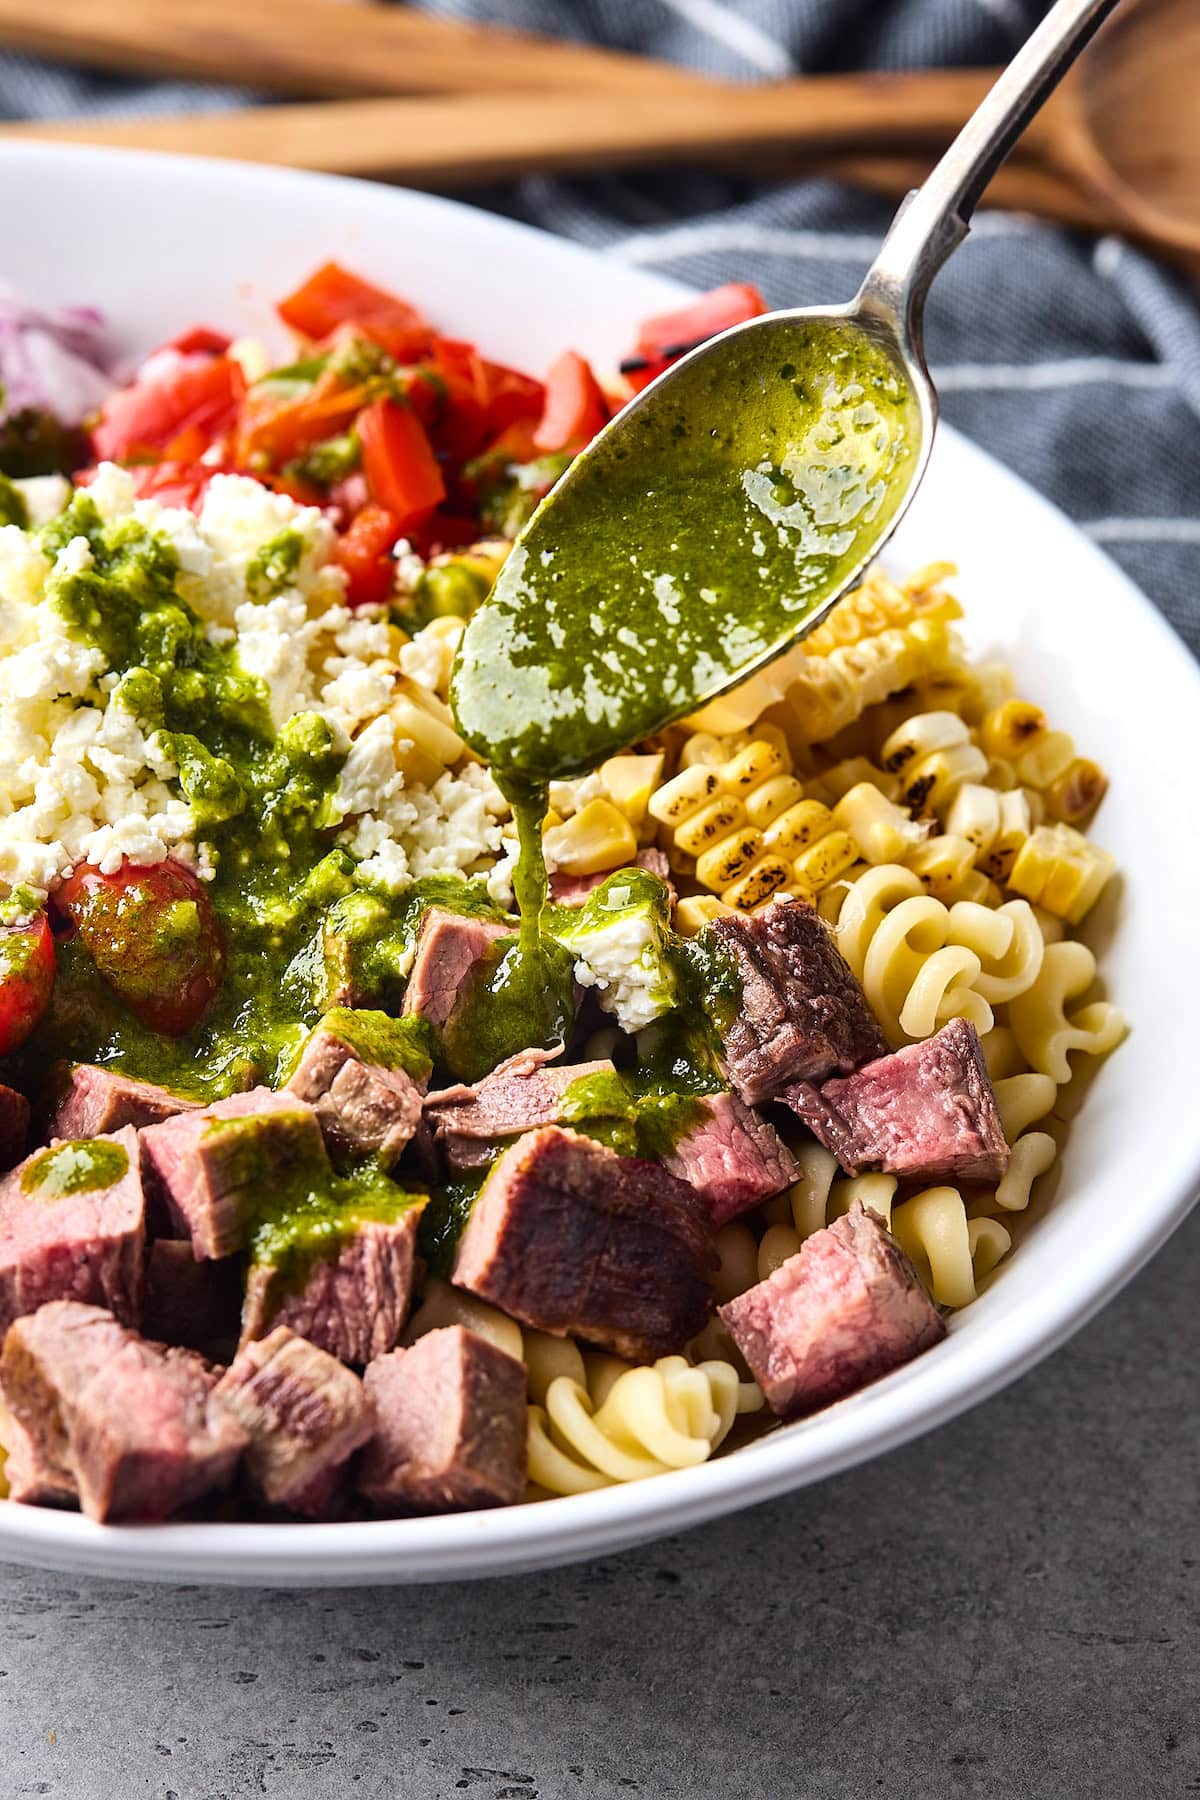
2 0 1197 653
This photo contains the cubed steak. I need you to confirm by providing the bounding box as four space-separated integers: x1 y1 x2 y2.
141 1239 244 1352
404 907 508 1034
45 1063 200 1141
662 1091 799 1226
426 1057 615 1173
711 898 887 1104
240 1201 426 1366
0 1126 145 1334
0 1300 129 1506
720 1201 945 1418
451 1126 715 1361
0 1301 247 1521
285 1010 431 1167
549 848 675 907
784 1018 1009 1183
0 1082 29 1171
358 1325 526 1513
214 1325 373 1516
140 1089 325 1259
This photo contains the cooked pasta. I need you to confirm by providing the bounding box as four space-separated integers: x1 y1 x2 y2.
1007 941 1128 1081
528 1356 763 1496
891 1187 1013 1309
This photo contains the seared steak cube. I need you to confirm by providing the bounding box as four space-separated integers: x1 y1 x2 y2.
0 1301 128 1506
142 1239 244 1353
711 898 887 1103
452 1126 715 1361
785 1018 1009 1183
358 1325 526 1513
214 1325 373 1516
662 1091 798 1226
426 1056 615 1173
0 1081 29 1171
720 1201 945 1418
0 1126 145 1333
45 1063 199 1141
285 1010 431 1166
403 908 507 1033
0 1300 247 1521
140 1089 325 1259
549 848 675 907
240 1201 425 1366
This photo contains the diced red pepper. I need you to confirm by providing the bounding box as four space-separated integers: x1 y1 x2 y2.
0 910 55 1056
152 326 233 359
483 361 545 436
235 370 368 468
333 502 402 608
54 860 224 1038
622 282 769 392
532 351 609 454
91 355 246 464
277 261 428 343
358 398 446 524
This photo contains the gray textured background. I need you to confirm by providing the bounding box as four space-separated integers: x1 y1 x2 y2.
2 1207 1196 1798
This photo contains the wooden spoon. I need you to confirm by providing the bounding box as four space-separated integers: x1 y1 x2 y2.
2 0 1196 258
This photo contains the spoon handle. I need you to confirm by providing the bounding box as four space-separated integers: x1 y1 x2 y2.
860 0 1124 330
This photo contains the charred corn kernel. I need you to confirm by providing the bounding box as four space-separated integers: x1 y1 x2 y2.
802 566 960 656
1007 823 1115 925
1015 729 1075 789
681 643 808 736
744 773 805 828
781 616 958 747
599 753 663 828
880 710 970 775
904 833 977 898
542 799 638 877
722 855 793 911
911 663 978 717
675 894 735 935
959 660 1015 726
763 799 835 857
790 829 858 891
1045 756 1108 827
1024 786 1047 826
649 763 720 827
978 789 1032 882
675 795 747 858
719 737 791 793
945 781 1001 855
984 755 1018 791
679 731 733 769
944 868 1003 907
979 698 1047 760
696 827 765 890
897 741 989 813
390 691 464 770
811 756 899 804
832 783 926 864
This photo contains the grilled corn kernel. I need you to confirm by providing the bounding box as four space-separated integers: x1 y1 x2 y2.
959 660 1016 726
979 698 1047 760
978 788 1032 882
744 773 806 828
945 781 1001 856
1023 786 1047 826
811 756 899 805
648 764 720 827
600 753 663 828
898 741 990 813
1044 756 1108 827
679 731 733 769
696 827 765 890
675 795 747 859
763 798 835 858
542 799 638 877
675 894 735 936
832 783 925 865
722 855 793 910
1015 729 1075 790
905 833 977 898
880 710 970 776
945 868 1003 907
720 737 791 793
1007 824 1115 925
790 829 858 892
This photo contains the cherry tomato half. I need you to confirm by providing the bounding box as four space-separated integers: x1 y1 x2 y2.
0 910 55 1056
54 860 225 1037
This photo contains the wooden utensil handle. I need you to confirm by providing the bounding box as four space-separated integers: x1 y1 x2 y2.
0 0 705 97
4 77 1007 181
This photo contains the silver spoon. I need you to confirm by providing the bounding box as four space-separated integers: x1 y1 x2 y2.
452 0 1125 780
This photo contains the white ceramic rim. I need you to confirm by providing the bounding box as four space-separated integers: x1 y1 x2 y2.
0 145 1197 1585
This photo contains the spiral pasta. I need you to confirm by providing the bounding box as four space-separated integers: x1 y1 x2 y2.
1007 940 1128 1082
891 1187 1013 1309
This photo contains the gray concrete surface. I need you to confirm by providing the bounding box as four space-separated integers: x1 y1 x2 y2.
1 1208 1196 1800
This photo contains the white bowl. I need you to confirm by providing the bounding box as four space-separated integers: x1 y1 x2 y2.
1 144 1197 1586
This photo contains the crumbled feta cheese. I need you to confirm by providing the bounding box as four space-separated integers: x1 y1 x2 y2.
569 909 677 1032
13 475 71 526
